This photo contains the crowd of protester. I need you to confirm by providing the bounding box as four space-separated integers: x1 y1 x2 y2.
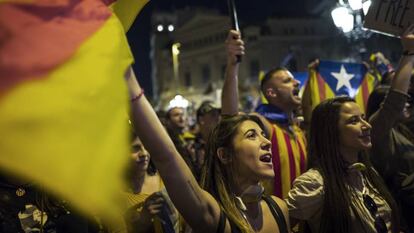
120 26 414 233
2 21 414 233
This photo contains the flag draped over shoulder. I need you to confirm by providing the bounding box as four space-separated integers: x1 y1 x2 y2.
305 60 376 112
0 0 148 225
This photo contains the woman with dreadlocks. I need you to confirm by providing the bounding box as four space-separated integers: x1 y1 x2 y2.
286 96 400 233
284 25 414 233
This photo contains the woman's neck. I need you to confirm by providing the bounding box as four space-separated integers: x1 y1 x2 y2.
340 147 359 164
130 171 146 193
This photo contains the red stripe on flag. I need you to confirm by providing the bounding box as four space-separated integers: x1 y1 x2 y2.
297 137 306 174
361 78 370 110
102 0 117 5
283 133 297 186
316 73 326 101
0 0 112 93
271 128 282 198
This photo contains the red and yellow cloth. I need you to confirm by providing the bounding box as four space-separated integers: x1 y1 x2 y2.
263 123 307 199
0 0 148 225
305 61 376 113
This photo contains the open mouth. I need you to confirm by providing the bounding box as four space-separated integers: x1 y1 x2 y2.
259 153 272 163
403 108 410 118
292 88 300 97
359 130 371 139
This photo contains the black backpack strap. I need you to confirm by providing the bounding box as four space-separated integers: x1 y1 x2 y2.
262 195 289 233
216 208 242 233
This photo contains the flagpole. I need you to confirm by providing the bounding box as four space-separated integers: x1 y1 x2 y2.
227 0 242 63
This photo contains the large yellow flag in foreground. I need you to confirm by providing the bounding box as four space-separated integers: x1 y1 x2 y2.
0 0 148 225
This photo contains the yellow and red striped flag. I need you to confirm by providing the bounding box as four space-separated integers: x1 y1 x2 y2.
305 60 376 112
0 0 148 225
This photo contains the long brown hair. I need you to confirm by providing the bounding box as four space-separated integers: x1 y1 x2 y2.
309 96 400 233
200 114 265 233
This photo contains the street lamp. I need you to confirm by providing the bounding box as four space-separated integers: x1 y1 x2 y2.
331 0 372 39
168 95 189 109
171 42 181 91
331 6 354 33
168 24 175 32
349 0 363 10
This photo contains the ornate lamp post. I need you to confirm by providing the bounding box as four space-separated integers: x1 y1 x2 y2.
331 0 372 39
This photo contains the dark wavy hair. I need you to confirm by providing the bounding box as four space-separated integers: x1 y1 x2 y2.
200 114 266 233
309 96 400 233
260 67 289 100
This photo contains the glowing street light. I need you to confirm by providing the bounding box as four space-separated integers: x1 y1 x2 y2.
172 43 180 56
331 6 349 28
331 1 371 38
168 95 189 109
331 6 354 32
172 43 181 91
342 13 355 33
348 0 363 10
168 24 175 32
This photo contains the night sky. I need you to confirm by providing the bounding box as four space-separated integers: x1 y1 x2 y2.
126 0 324 98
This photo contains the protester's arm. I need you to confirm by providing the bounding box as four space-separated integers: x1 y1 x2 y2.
370 26 414 134
285 170 323 230
126 69 221 232
221 30 244 116
391 25 414 93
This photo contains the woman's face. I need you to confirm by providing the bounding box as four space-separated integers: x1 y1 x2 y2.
338 102 372 156
231 120 273 184
131 137 150 172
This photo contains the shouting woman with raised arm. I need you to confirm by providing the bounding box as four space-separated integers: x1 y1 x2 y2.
126 67 289 233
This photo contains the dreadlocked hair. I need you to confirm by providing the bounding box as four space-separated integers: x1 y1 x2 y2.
309 96 399 233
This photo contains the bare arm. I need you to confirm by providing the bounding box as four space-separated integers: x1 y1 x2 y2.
370 26 414 133
221 31 273 139
126 69 221 232
221 30 244 116
391 25 414 93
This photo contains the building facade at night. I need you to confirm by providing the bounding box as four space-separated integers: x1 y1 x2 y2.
150 8 400 109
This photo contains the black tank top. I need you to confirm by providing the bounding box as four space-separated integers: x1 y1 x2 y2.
216 195 288 233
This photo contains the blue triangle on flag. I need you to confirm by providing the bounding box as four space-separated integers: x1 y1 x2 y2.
292 72 308 90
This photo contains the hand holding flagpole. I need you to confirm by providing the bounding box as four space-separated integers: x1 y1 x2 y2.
227 0 242 63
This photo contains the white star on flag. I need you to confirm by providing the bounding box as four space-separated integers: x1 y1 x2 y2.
331 65 354 91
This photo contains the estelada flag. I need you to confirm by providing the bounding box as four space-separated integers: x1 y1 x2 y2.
305 60 376 112
0 0 148 225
